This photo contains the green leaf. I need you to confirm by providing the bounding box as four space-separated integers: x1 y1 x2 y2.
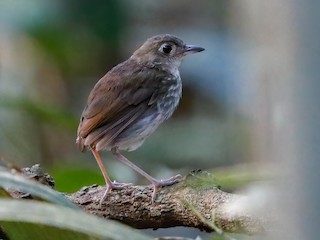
0 187 11 198
49 164 105 192
0 199 152 240
0 171 77 209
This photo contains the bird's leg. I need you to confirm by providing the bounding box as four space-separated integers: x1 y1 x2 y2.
111 147 182 201
91 147 132 205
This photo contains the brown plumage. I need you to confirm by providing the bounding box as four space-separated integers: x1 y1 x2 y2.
76 34 204 204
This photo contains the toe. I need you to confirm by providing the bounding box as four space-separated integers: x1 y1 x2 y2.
152 174 183 187
110 181 133 189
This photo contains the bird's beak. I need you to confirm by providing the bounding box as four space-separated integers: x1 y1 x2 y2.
183 45 205 54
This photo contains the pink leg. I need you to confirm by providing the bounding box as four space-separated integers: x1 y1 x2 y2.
111 147 182 201
91 148 131 205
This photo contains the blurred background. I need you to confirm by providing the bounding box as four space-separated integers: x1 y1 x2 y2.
0 0 251 191
1 0 319 239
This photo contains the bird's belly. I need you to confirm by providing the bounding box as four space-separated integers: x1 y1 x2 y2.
114 97 181 151
115 112 163 151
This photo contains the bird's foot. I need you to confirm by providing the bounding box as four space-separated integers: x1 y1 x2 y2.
151 174 183 202
109 181 133 189
99 181 132 206
152 174 183 187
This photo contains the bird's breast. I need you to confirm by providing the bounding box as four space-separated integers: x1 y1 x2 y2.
156 73 182 120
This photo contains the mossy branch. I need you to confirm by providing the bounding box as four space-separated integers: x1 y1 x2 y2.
11 165 268 235
67 172 267 234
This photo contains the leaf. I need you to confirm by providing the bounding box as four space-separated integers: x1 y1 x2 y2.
0 187 11 198
0 171 77 209
0 199 152 240
49 164 104 192
181 200 237 240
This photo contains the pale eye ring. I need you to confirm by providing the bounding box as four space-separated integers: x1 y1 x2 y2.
159 43 173 54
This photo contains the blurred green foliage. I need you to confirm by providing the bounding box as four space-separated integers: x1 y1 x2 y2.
1 222 101 240
0 199 152 240
0 170 152 240
26 0 127 75
50 164 104 192
0 96 77 132
0 0 252 206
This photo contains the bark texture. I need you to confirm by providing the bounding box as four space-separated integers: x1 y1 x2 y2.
12 165 267 234
67 171 267 234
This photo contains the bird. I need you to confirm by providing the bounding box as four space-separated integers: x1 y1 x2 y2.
76 34 204 204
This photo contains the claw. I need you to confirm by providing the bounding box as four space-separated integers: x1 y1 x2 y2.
151 174 183 202
99 181 133 206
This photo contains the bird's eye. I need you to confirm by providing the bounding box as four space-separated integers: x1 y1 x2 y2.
161 44 172 54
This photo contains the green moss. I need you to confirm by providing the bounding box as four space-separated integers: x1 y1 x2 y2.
184 170 218 190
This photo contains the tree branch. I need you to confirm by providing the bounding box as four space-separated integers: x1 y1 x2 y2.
14 165 267 235
66 171 267 234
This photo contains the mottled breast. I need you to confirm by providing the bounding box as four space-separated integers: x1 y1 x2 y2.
156 70 182 120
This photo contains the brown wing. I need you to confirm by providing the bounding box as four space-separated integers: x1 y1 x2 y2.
76 59 166 151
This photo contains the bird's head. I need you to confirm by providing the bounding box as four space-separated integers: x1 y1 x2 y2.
131 34 205 69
